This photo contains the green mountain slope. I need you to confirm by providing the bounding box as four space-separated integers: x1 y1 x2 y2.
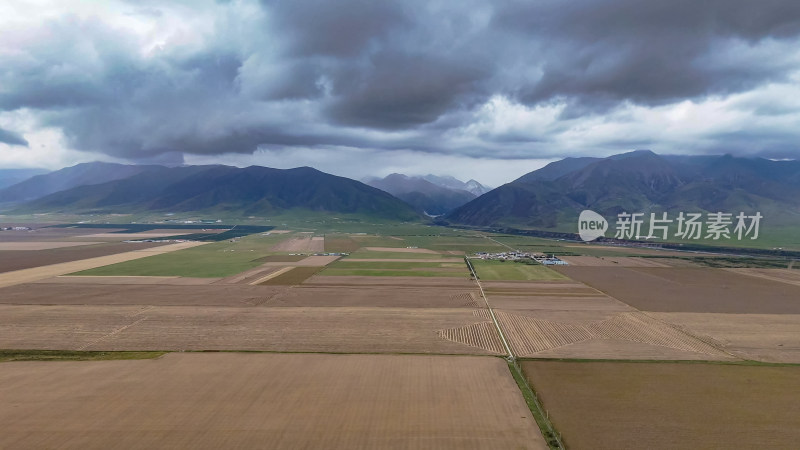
13 165 420 221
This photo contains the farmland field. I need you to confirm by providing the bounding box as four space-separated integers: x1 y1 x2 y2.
0 241 169 273
0 242 206 288
0 353 546 449
555 266 800 313
71 233 296 278
3 222 800 448
521 360 800 450
0 304 504 354
471 259 567 281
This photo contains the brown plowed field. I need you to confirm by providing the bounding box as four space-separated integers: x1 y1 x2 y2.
556 266 800 313
521 361 800 450
0 242 168 273
258 266 324 285
530 339 727 361
0 305 502 354
727 267 800 287
345 258 462 263
0 353 546 449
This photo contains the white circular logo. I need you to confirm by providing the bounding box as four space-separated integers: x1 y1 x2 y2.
578 210 608 242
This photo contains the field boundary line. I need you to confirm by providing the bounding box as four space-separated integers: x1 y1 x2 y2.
464 256 565 450
464 257 512 358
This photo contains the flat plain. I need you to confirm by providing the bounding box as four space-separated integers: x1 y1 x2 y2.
521 360 800 450
2 222 799 449
0 353 546 449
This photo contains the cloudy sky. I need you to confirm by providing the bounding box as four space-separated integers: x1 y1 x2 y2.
1 0 799 185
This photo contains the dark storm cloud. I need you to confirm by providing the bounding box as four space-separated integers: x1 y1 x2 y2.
325 50 490 129
0 127 28 147
265 0 409 58
1 0 799 163
496 0 800 108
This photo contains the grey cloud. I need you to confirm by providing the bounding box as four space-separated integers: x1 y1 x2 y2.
0 0 799 164
325 50 490 129
496 0 800 108
264 0 410 58
0 127 28 146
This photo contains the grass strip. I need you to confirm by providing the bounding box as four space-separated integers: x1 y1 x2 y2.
507 359 565 449
0 349 166 363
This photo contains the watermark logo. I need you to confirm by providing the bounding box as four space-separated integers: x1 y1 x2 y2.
578 210 763 242
578 209 608 242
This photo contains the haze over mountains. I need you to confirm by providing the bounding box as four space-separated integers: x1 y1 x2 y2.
0 163 156 204
446 150 800 230
0 169 50 190
364 174 489 215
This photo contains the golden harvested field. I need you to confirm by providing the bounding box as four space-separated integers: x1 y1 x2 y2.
652 312 800 363
0 353 546 449
521 361 800 450
268 285 482 308
477 280 734 360
0 242 207 288
495 310 732 360
0 304 504 354
555 266 800 313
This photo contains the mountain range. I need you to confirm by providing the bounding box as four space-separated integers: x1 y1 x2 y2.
446 150 800 230
363 174 489 215
0 162 156 204
4 164 418 221
2 152 799 235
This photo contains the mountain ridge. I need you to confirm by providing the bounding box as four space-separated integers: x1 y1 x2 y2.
11 165 420 221
446 151 800 231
